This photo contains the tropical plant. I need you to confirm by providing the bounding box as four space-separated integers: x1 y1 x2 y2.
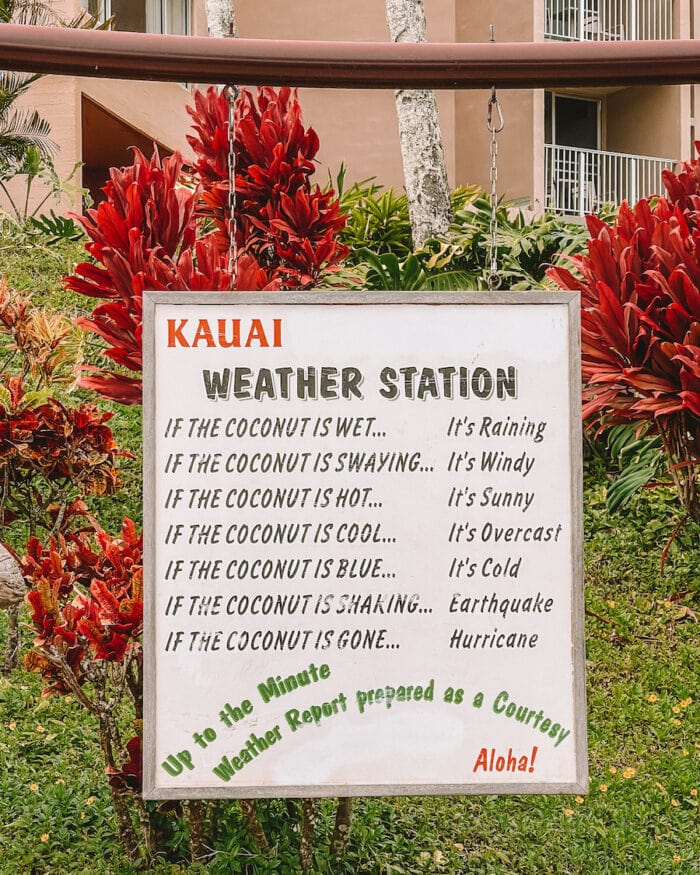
0 278 84 387
425 192 590 290
548 148 700 523
0 0 109 224
66 87 348 406
187 85 348 288
360 248 476 291
29 208 84 243
604 424 666 514
0 277 122 668
338 182 482 266
21 518 151 860
339 183 589 291
0 153 87 228
64 147 278 404
0 375 122 528
0 76 54 175
340 184 414 261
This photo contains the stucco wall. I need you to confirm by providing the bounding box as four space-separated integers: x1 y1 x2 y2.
454 1 537 205
234 0 457 191
606 86 685 159
80 79 195 160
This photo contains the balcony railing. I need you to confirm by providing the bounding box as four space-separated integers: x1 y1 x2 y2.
545 144 676 215
544 0 673 41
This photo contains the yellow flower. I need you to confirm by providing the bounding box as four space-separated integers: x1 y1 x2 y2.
609 766 618 774
599 784 608 792
682 749 689 756
86 796 95 805
622 767 636 779
673 719 681 726
672 706 681 714
674 855 682 864
664 600 673 609
647 694 658 703
65 696 72 704
55 778 65 785
671 799 679 807
575 796 584 804
40 834 49 843
563 808 574 816
29 783 38 792
607 600 616 608
681 697 692 707
36 725 45 733
8 722 16 731
80 811 86 820
690 789 698 797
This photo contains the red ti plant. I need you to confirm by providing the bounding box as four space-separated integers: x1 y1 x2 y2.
22 517 152 858
65 87 348 406
64 148 272 405
187 86 348 289
548 148 700 521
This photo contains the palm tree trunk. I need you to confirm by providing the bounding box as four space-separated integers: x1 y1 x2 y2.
205 0 237 38
385 0 452 249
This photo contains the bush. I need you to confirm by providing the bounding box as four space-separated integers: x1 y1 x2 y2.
549 149 700 522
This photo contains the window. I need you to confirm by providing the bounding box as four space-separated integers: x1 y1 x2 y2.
147 0 189 35
82 0 189 34
545 92 601 150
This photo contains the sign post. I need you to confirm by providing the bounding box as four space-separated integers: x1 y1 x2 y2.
143 291 586 798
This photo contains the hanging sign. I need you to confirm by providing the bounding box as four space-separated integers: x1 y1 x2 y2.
142 291 587 799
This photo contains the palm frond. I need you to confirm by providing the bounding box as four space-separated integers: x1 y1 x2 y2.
0 107 56 161
1 0 59 26
0 71 42 113
67 8 114 30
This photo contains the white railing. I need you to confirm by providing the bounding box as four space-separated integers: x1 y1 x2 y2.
545 144 676 215
544 0 674 41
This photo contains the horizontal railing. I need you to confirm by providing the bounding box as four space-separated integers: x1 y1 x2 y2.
545 0 674 41
545 144 677 215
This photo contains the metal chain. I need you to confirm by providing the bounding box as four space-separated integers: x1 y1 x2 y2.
486 26 504 291
223 83 240 290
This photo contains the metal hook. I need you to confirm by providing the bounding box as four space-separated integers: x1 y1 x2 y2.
486 26 504 134
487 88 505 134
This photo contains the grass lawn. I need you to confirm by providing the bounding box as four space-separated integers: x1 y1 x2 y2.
0 478 697 874
0 238 698 874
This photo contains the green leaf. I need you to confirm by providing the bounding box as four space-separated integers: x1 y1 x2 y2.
605 426 666 514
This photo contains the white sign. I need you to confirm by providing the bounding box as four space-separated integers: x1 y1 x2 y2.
143 292 587 798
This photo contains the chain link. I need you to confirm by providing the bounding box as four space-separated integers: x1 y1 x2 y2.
487 88 504 290
486 26 504 291
223 83 240 290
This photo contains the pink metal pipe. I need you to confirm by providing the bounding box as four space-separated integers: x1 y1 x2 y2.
1 24 700 88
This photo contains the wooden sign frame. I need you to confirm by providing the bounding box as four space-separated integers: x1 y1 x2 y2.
142 291 587 799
